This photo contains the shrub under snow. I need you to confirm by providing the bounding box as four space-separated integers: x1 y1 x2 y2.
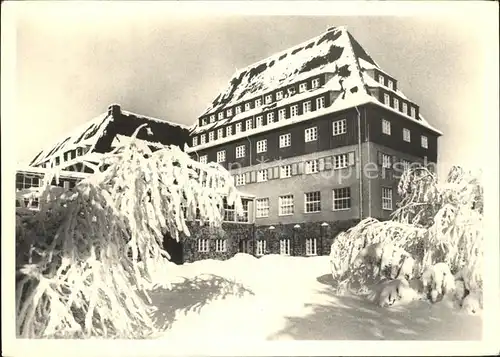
330 166 483 311
15 125 243 338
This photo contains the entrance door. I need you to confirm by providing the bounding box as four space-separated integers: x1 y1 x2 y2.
239 239 251 254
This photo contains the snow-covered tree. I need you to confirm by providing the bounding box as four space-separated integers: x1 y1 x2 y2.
330 165 483 308
16 124 243 338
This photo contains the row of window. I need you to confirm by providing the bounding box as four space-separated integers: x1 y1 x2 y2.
377 73 397 91
185 200 250 223
232 153 355 186
197 237 319 256
254 186 392 217
38 146 89 169
381 119 428 148
382 92 417 119
200 76 323 127
193 96 327 147
16 174 77 191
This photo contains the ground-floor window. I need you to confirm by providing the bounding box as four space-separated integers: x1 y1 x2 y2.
198 239 209 252
215 239 227 252
280 239 291 255
256 240 266 256
306 238 317 256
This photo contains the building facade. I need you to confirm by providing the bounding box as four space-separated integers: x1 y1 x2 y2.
187 26 442 260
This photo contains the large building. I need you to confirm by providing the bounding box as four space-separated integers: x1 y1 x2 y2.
187 26 442 258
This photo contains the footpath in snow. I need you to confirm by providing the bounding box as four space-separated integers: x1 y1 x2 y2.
147 254 482 341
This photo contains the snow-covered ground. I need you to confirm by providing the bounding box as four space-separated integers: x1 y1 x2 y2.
148 254 482 341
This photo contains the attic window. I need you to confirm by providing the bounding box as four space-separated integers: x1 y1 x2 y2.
378 74 385 85
76 147 83 156
255 98 262 107
208 131 214 142
245 103 251 111
410 107 416 118
227 108 233 117
312 78 320 89
402 102 408 115
299 83 307 93
226 126 232 136
387 79 394 90
200 134 206 144
192 136 198 146
235 122 242 134
246 119 253 130
235 106 242 114
265 94 272 104
288 87 296 95
217 128 223 139
383 93 390 106
209 115 215 123
201 118 207 126
393 98 399 110
276 91 283 100
218 112 224 120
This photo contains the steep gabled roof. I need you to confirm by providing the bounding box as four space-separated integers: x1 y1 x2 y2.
188 26 441 151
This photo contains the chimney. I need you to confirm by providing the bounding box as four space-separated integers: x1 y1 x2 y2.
108 103 121 117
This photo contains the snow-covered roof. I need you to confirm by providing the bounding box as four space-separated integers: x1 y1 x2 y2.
189 26 441 147
16 165 90 179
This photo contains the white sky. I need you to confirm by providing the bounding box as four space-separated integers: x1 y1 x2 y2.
4 1 499 181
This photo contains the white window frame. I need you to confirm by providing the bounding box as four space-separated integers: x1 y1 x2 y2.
279 195 294 216
332 187 351 211
402 102 408 115
290 105 299 117
235 106 242 114
227 108 233 117
387 79 394 90
384 93 390 106
235 174 246 186
305 159 319 174
218 112 224 120
382 153 392 169
257 169 268 182
265 94 272 104
403 128 411 142
333 154 348 169
256 240 267 256
393 97 399 110
200 134 206 144
280 239 291 255
276 91 283 100
382 119 391 135
256 198 269 218
312 78 320 89
304 191 321 213
192 136 198 146
382 187 393 210
332 119 347 136
199 155 207 164
217 150 226 163
267 112 275 125
246 119 253 131
303 101 312 114
279 133 291 148
280 165 292 178
245 102 251 111
235 145 245 159
209 115 215 123
410 107 416 118
208 131 214 142
316 97 325 109
215 239 227 252
235 122 242 133
378 74 385 85
256 116 263 128
255 98 262 107
299 83 307 93
421 135 428 149
256 139 267 153
201 118 207 126
306 238 318 256
402 159 411 171
288 87 296 96
226 126 232 136
304 127 318 142
217 128 223 139
198 239 209 252
278 108 286 121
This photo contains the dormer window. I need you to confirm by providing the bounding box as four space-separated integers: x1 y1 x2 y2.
235 106 242 114
303 101 312 113
235 122 242 133
288 87 296 95
218 112 224 120
378 74 385 85
245 102 251 111
200 134 206 144
208 131 214 142
278 108 286 121
410 107 416 118
387 79 394 90
299 83 307 93
255 98 262 107
393 98 399 110
226 126 232 136
209 115 215 123
402 102 408 115
227 108 233 117
265 94 272 104
276 91 283 100
256 116 263 127
201 118 207 126
383 93 390 106
192 136 198 146
246 119 253 131
290 105 299 117
267 112 275 125
312 78 320 89
217 128 223 139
